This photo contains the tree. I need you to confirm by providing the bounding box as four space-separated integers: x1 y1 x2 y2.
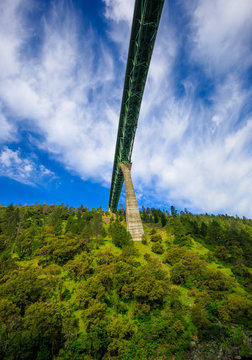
150 234 162 242
106 318 135 358
192 304 211 335
83 299 107 330
91 213 103 247
23 302 64 359
65 252 93 281
82 320 109 359
151 242 164 254
206 220 225 244
160 213 167 227
215 246 231 261
200 222 208 237
0 265 48 315
171 205 177 217
0 299 21 335
2 204 19 238
218 294 252 326
109 221 132 248
170 263 188 285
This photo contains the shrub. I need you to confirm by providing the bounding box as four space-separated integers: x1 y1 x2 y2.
218 293 252 326
150 234 162 242
101 226 107 238
144 253 151 261
191 305 211 331
164 247 192 265
151 242 164 254
149 228 157 235
109 221 132 248
173 235 192 247
141 235 147 245
170 263 188 285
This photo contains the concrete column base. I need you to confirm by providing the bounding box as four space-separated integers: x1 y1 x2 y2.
120 163 144 241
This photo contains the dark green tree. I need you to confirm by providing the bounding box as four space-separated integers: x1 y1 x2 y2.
109 221 132 248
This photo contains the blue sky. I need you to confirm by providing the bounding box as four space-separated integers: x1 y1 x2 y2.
0 0 252 217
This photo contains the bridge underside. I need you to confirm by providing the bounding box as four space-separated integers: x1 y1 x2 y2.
108 0 165 213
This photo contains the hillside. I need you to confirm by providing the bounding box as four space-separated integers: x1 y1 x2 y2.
0 204 251 360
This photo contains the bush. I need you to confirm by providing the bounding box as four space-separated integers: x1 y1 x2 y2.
144 253 151 261
150 234 162 242
121 246 139 259
191 305 211 331
109 221 132 248
170 263 187 285
173 235 192 247
151 242 164 254
141 235 147 245
149 228 156 235
218 294 252 326
101 226 107 238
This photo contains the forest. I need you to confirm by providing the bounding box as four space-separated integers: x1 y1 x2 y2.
0 203 251 359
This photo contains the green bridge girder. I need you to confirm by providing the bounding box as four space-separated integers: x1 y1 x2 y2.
108 0 165 213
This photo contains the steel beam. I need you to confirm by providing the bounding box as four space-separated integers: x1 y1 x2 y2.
109 0 165 213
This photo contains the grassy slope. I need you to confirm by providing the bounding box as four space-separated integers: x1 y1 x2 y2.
6 211 251 359
14 214 244 310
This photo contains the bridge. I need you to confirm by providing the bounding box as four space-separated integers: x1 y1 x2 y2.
108 0 165 240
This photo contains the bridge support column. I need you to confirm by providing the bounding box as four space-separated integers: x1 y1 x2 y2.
120 163 144 241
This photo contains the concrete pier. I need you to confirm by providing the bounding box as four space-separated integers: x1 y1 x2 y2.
120 163 144 241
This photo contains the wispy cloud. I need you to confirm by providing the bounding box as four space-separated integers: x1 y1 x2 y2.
0 0 252 217
0 147 55 185
0 0 118 184
103 0 134 23
189 0 252 75
132 0 252 217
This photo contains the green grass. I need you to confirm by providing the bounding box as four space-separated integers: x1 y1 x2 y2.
190 239 209 255
206 262 233 276
175 285 194 306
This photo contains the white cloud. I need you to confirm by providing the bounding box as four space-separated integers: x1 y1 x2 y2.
103 0 135 24
0 147 55 185
131 0 252 217
0 0 119 185
189 0 252 74
102 0 135 63
0 0 24 78
0 110 16 143
0 0 252 218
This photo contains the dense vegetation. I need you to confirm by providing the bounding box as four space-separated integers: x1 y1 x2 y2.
0 203 251 359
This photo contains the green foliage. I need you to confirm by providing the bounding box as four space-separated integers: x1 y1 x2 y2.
141 234 147 244
191 304 212 335
170 263 188 285
96 247 115 265
0 265 49 315
23 302 63 351
149 228 157 235
82 320 109 359
101 226 107 238
164 246 194 265
91 213 103 245
151 242 164 254
36 238 81 266
64 252 93 281
0 299 21 334
106 318 135 357
173 234 193 247
0 204 251 359
166 246 233 291
150 233 162 242
133 260 168 309
218 293 252 326
109 221 132 248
